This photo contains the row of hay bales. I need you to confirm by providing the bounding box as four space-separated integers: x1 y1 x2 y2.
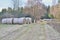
2 17 32 24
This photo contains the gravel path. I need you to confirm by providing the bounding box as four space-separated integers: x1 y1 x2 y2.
0 24 60 40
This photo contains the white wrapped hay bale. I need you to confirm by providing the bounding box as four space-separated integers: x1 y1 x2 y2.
18 17 25 24
25 17 32 24
2 18 13 24
13 17 25 24
13 18 19 24
2 18 7 24
6 18 13 24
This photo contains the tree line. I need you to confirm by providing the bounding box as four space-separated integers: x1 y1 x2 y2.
0 0 54 21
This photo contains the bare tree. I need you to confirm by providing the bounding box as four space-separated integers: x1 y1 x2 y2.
26 0 44 21
27 0 42 7
12 0 19 10
23 0 47 23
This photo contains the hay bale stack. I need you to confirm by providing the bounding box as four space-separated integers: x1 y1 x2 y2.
2 17 32 24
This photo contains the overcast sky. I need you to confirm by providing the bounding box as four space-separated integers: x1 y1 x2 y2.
0 0 58 11
42 0 52 6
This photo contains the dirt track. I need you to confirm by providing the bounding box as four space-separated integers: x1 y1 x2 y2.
0 24 60 40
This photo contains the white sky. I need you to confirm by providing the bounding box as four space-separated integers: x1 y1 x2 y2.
0 0 58 12
42 0 52 6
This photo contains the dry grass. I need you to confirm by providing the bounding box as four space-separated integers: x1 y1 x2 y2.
46 20 60 33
